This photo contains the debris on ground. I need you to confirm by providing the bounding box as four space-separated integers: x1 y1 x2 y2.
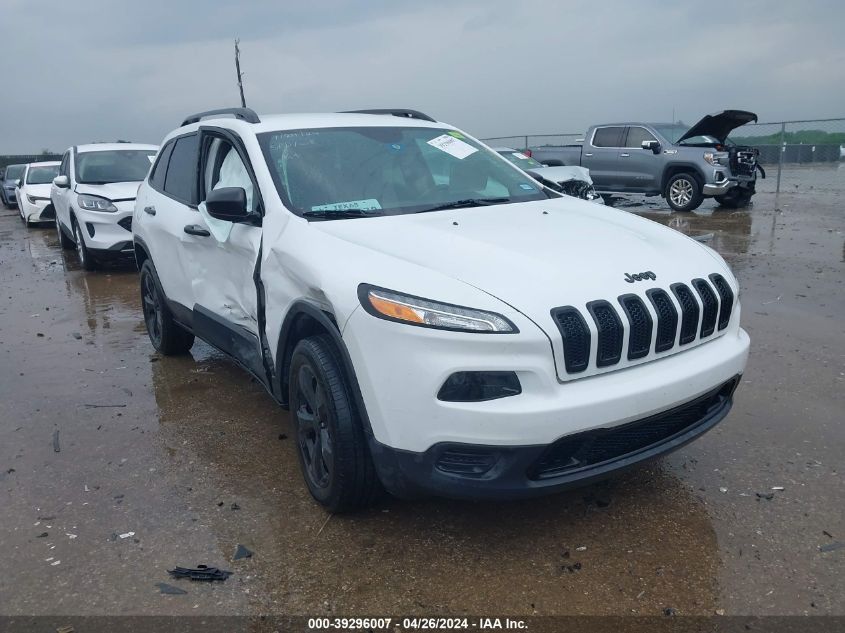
756 492 774 501
663 607 678 616
56 625 75 633
278 434 288 440
118 532 135 539
818 542 844 553
37 532 48 538
771 486 785 491
233 544 253 560
156 582 188 595
575 546 587 552
52 430 60 453
715 608 726 616
563 562 582 573
719 487 728 493
168 565 232 582
72 332 82 340
230 503 240 511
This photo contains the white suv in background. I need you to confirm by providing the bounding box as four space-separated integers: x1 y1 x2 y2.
133 107 749 513
51 142 158 270
15 161 60 226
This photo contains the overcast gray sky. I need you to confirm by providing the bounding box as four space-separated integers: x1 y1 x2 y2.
2 0 843 153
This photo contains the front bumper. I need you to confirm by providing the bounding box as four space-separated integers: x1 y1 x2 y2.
3 188 17 205
703 173 756 196
20 198 54 222
371 376 738 499
344 303 749 454
73 201 134 251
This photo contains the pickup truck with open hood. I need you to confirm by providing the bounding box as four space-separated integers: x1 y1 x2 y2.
529 110 764 212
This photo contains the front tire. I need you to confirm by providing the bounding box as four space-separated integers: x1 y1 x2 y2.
139 260 194 355
715 189 753 209
56 216 75 249
73 219 98 271
290 334 382 513
665 173 703 212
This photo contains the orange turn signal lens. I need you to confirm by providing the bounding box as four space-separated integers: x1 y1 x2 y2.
368 293 425 324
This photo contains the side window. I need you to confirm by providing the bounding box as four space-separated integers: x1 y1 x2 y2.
163 134 199 204
592 127 625 148
59 152 69 178
625 126 657 148
201 136 257 213
149 141 174 190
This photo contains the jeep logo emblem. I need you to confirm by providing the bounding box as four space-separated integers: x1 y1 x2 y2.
624 271 657 283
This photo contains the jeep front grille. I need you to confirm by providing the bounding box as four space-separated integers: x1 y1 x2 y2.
552 307 591 374
587 300 623 367
692 278 718 338
551 274 734 376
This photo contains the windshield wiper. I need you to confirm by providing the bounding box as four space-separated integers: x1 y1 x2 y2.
415 197 510 213
302 208 384 220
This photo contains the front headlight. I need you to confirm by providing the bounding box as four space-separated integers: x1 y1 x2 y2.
77 193 117 212
358 285 517 333
703 152 727 166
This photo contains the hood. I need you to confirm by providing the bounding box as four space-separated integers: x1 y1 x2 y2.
24 183 52 198
314 198 727 324
677 110 757 144
74 181 141 201
529 165 593 185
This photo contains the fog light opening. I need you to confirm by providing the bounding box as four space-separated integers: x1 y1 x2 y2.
437 371 521 403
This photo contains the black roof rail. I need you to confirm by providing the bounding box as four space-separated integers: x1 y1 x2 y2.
342 109 436 123
181 107 260 127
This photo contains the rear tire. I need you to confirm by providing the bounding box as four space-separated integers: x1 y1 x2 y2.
56 216 75 249
140 260 194 355
73 219 98 271
290 334 382 513
665 173 703 212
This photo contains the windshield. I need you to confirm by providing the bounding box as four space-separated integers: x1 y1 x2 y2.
4 164 25 182
258 127 551 219
26 165 59 184
76 149 157 184
652 124 722 146
497 150 545 169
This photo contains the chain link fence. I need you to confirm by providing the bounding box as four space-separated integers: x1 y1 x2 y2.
482 118 845 195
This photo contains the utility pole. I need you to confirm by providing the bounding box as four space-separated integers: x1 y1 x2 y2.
234 39 246 108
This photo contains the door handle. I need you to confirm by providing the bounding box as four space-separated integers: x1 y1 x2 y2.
584 152 593 157
143 206 156 216
184 224 210 237
620 153 630 157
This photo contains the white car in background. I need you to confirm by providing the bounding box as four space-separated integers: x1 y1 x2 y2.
493 147 604 204
15 161 60 226
51 142 158 270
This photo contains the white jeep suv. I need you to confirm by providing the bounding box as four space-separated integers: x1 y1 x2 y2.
133 107 750 512
51 142 158 270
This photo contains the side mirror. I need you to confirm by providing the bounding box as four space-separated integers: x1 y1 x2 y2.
206 187 252 223
15 179 22 188
642 140 661 154
53 175 69 188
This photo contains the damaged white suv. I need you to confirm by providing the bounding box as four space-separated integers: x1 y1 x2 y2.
133 107 750 512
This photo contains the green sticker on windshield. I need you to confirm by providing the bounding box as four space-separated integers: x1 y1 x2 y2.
447 131 465 139
311 199 382 212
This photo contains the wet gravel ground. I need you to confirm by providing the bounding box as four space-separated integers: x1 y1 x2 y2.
0 165 842 617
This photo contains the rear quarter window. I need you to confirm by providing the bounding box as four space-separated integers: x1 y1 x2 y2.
149 141 174 190
163 135 199 204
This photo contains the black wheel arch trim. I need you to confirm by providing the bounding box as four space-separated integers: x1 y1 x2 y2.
660 163 707 191
275 300 375 437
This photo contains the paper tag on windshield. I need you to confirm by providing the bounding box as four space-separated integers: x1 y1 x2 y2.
427 134 478 160
311 199 382 212
147 155 155 164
